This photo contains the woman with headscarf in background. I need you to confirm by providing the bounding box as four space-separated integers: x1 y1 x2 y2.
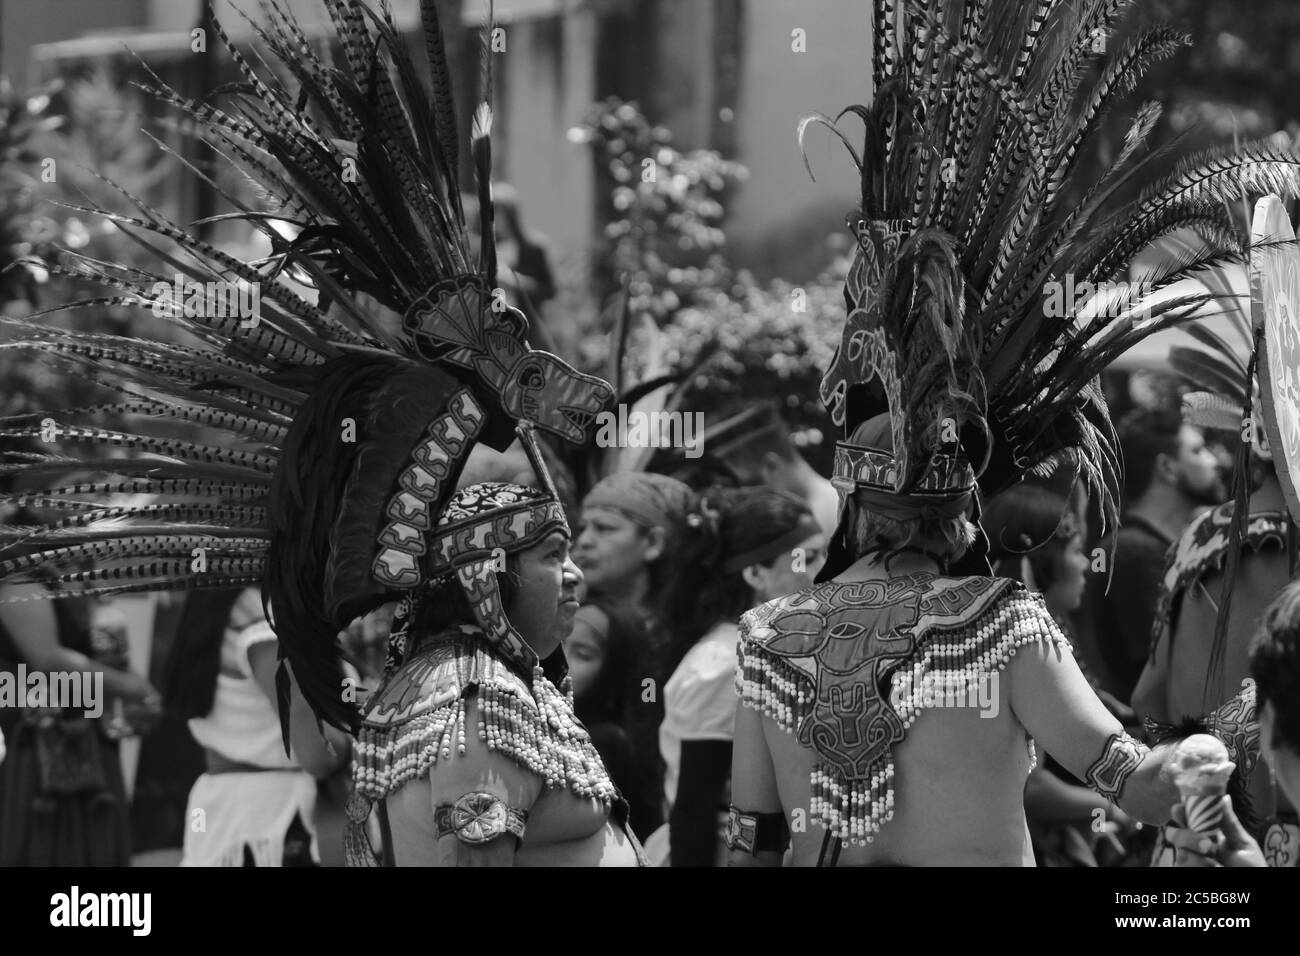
572 471 694 838
648 488 825 865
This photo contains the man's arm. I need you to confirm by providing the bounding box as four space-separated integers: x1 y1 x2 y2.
727 702 786 867
424 693 541 866
1008 638 1180 825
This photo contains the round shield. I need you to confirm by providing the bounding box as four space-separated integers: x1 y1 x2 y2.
1249 196 1300 525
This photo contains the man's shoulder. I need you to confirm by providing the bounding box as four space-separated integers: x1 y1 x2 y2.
739 574 1026 651
361 632 531 730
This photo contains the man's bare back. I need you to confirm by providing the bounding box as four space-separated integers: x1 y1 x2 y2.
730 565 1184 866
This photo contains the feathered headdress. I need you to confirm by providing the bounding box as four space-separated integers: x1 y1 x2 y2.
806 0 1300 576
0 0 612 733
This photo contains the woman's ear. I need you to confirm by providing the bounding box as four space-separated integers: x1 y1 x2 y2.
741 564 766 594
643 525 667 563
1154 450 1178 486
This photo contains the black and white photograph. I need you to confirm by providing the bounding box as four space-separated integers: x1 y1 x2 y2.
0 0 1298 935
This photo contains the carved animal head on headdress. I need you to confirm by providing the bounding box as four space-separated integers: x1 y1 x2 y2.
402 275 612 443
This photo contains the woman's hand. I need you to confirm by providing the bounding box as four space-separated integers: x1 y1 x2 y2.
1167 797 1266 868
118 671 162 709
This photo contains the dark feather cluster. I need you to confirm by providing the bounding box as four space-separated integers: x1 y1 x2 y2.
807 0 1300 539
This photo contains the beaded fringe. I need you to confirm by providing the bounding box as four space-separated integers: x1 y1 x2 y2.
353 658 617 807
738 591 1067 846
735 644 815 733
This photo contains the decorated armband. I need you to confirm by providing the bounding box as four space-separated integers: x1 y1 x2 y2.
434 792 528 846
1085 731 1148 803
725 807 791 856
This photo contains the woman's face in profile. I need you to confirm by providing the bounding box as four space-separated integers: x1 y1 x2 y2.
564 607 608 701
1047 534 1089 614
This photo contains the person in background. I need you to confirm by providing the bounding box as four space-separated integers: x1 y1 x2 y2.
648 488 824 866
0 446 163 866
564 601 649 821
1083 408 1225 704
461 184 561 354
710 403 840 537
572 471 695 840
983 482 1135 866
573 472 694 625
1132 420 1294 864
492 182 557 309
166 587 350 866
1168 580 1300 867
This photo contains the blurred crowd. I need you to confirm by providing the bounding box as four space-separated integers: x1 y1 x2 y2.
2 385 1297 868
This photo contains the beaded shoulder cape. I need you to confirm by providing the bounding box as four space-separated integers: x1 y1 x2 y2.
736 572 1067 845
1148 502 1290 661
344 624 618 866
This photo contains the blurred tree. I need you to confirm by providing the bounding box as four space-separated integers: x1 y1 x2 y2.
572 96 746 326
0 77 63 310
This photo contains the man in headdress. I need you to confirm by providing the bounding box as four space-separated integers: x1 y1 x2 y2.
725 2 1300 865
1133 195 1300 866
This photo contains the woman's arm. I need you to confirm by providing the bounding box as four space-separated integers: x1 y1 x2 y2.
0 584 158 705
670 739 731 866
248 640 350 777
424 694 541 866
1024 766 1116 824
727 702 785 866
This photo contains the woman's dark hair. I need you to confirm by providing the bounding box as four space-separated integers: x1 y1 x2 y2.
165 588 244 719
981 483 1077 594
658 487 812 681
1251 580 1300 754
573 598 645 726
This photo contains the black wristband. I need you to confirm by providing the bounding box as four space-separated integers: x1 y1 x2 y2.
725 807 790 855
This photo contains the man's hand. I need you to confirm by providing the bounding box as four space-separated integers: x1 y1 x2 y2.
1167 797 1266 867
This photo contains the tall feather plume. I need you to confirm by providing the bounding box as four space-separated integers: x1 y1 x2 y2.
0 0 565 734
806 0 1300 547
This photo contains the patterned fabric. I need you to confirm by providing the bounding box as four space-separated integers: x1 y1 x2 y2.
372 389 487 589
346 632 620 866
1204 679 1261 780
724 808 790 856
430 482 567 575
831 440 975 497
1084 732 1148 802
736 573 1064 844
396 481 569 676
433 792 528 845
1148 503 1290 661
1262 820 1300 867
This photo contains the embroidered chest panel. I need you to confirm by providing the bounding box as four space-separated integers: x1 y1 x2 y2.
737 573 1065 844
